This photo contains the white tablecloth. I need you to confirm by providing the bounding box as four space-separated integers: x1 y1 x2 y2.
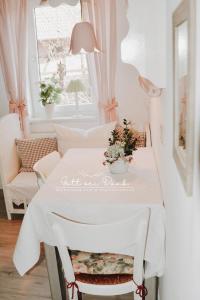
13 148 165 278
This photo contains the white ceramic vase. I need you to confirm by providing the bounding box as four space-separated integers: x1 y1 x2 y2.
44 103 55 119
109 159 129 174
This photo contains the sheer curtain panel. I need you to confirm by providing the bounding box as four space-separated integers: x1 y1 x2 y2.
0 0 29 137
83 0 118 123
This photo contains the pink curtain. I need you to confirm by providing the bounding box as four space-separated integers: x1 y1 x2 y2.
0 0 29 137
83 0 118 123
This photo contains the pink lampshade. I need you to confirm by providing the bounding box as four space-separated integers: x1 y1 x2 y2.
69 22 100 54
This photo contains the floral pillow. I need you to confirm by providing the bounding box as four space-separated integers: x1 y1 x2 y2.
70 250 134 275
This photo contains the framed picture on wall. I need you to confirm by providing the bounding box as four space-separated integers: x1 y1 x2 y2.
173 0 196 196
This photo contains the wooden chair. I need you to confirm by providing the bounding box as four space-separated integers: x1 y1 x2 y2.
47 208 150 300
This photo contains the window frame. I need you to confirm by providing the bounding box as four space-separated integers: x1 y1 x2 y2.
28 1 98 120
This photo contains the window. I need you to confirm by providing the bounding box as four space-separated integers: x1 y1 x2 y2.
29 3 97 119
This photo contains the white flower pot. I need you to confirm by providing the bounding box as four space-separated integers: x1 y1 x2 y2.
109 159 129 174
44 103 55 119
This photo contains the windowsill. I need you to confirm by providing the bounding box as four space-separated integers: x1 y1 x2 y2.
29 115 97 124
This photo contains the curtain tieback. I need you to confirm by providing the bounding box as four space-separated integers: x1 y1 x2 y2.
104 98 118 112
9 100 26 116
65 279 79 299
9 100 27 137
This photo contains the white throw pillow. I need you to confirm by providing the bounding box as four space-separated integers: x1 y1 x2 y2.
54 122 116 156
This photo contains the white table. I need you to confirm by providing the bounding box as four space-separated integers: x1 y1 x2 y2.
13 148 165 298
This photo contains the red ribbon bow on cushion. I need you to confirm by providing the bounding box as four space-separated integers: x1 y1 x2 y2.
65 280 79 299
133 279 148 300
136 284 148 299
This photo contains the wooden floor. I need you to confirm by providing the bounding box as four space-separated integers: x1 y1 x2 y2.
0 218 52 300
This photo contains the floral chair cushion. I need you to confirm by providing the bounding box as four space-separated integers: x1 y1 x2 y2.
70 251 134 275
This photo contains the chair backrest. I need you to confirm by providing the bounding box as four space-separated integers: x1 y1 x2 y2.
0 114 22 185
33 151 61 185
47 208 150 284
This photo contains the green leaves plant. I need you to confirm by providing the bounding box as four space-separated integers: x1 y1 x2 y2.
39 79 62 106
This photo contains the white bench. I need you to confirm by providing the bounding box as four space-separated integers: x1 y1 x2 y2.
0 114 38 219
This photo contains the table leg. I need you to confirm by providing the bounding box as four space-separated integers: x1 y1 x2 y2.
145 277 158 300
44 244 66 300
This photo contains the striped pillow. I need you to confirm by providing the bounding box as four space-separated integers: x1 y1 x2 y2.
15 137 57 172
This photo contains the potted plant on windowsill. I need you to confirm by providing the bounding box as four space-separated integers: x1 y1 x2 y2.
40 79 62 119
103 119 138 174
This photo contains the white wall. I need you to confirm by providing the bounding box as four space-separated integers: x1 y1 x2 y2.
123 0 200 299
115 0 150 130
154 1 200 299
122 0 166 88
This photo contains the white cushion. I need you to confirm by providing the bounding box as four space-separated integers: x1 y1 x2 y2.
54 122 116 156
33 151 61 179
5 172 38 206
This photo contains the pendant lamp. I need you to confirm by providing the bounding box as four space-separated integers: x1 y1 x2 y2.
69 0 100 54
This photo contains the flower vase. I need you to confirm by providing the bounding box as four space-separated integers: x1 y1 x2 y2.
44 103 55 119
109 159 129 174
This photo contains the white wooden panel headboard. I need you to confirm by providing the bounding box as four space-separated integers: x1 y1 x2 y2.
149 96 163 170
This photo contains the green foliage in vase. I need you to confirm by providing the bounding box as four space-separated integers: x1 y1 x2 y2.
40 78 62 106
108 119 137 157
